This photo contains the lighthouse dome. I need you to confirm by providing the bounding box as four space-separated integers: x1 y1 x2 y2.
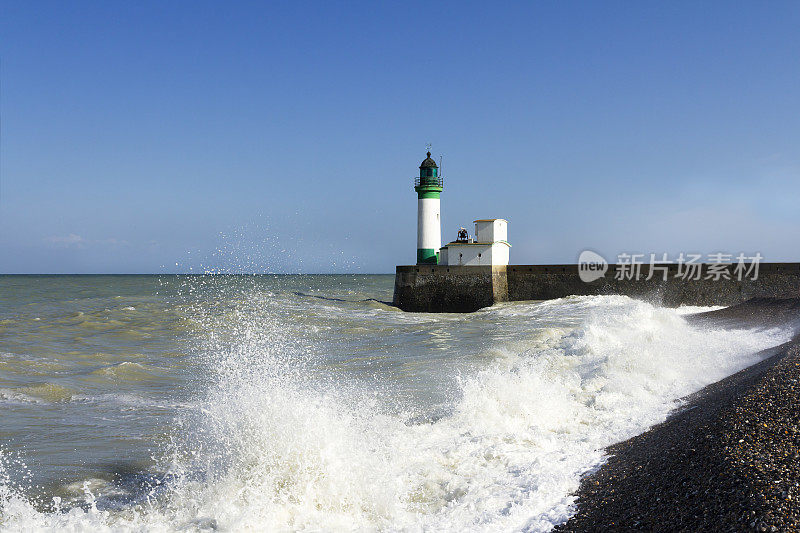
419 152 438 169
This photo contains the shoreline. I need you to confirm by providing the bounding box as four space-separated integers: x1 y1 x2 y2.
556 298 800 532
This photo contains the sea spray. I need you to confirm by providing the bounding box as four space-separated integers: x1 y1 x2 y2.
159 294 792 531
0 287 793 532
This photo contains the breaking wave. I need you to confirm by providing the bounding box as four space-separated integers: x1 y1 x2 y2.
0 295 792 532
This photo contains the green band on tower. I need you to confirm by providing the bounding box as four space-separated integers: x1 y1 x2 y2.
417 248 438 264
416 189 441 199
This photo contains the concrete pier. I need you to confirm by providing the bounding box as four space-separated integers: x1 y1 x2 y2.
393 263 800 312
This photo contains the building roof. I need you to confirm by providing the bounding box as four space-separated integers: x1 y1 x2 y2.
474 219 508 223
419 152 438 169
442 241 511 248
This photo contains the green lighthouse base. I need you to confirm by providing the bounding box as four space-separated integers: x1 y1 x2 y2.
417 248 439 265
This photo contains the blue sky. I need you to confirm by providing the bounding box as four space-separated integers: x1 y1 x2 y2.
1 1 798 273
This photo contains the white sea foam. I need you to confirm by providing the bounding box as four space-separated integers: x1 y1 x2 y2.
674 304 726 315
0 389 44 405
0 296 791 532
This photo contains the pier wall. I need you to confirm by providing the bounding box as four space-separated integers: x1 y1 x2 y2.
393 263 800 312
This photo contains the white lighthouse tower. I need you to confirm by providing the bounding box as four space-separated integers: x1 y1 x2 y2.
414 151 443 264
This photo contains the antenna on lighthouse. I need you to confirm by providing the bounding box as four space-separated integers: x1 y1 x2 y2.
439 155 443 175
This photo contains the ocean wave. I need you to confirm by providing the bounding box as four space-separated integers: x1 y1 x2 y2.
0 295 792 532
88 362 157 381
0 383 76 405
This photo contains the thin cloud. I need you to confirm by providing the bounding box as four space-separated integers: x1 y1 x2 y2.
45 234 86 248
44 234 129 249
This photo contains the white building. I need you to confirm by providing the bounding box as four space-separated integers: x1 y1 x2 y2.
439 219 511 266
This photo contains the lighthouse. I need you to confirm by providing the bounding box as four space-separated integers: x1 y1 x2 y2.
414 151 443 264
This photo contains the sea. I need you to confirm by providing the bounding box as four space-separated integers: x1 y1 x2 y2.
0 274 792 532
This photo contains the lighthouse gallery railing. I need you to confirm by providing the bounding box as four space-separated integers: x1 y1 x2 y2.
414 177 444 187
